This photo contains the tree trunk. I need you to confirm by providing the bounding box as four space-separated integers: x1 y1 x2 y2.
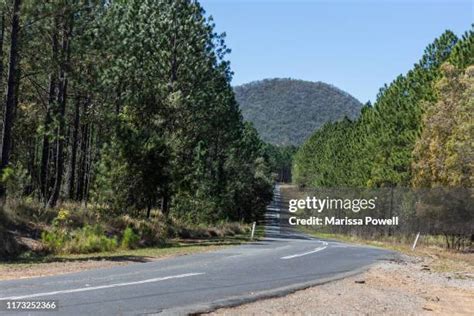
40 18 60 202
0 0 21 198
66 96 80 199
47 14 73 208
76 117 89 201
83 124 94 205
0 9 5 93
47 76 67 208
161 193 169 216
146 204 151 219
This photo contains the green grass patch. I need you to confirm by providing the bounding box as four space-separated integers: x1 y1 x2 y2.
1 232 254 267
42 224 119 254
254 225 265 239
120 227 140 249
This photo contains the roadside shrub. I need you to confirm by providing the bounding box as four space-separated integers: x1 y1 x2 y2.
53 209 71 227
217 222 249 236
56 202 100 229
42 224 117 254
121 227 140 249
41 229 68 252
176 224 212 239
171 218 250 239
65 225 117 254
110 215 167 246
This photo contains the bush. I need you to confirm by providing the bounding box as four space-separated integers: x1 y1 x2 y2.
217 222 249 236
42 225 117 254
171 218 250 239
65 225 117 254
121 227 140 249
110 215 167 246
41 229 68 253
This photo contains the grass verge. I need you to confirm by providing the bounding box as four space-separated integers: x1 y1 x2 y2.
3 233 253 265
306 230 474 275
0 234 256 280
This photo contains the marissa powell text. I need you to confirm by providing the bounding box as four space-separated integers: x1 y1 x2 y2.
288 216 399 226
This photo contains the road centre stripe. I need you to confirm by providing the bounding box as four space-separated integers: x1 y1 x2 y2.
280 241 328 260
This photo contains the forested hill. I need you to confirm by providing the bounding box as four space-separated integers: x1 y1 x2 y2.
234 79 363 145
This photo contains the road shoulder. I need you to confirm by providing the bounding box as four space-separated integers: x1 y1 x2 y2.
209 253 474 315
0 238 246 281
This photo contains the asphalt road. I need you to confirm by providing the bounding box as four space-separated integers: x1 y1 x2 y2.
0 185 395 315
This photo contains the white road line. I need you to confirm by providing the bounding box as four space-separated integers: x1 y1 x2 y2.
0 272 205 300
266 207 280 211
280 241 328 260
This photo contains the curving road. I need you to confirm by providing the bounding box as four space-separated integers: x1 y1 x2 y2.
0 185 395 315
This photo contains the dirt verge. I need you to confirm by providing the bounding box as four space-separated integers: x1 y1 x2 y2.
0 259 137 280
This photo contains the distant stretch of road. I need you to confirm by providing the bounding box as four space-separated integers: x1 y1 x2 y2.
0 185 395 315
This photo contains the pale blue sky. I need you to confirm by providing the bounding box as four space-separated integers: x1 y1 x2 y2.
201 0 473 103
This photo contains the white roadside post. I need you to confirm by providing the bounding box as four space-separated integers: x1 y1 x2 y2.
251 222 256 240
412 232 421 250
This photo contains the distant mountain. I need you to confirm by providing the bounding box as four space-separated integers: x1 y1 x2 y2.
234 78 363 146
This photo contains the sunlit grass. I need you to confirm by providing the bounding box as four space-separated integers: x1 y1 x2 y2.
306 230 474 275
0 233 256 268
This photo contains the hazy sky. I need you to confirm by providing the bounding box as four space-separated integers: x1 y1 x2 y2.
200 0 473 103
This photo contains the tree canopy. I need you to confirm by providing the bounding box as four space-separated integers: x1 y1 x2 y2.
293 29 472 189
0 0 273 224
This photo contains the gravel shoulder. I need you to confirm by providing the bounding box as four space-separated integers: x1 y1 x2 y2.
210 254 474 315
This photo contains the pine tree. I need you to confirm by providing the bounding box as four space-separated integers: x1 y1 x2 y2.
0 0 21 197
